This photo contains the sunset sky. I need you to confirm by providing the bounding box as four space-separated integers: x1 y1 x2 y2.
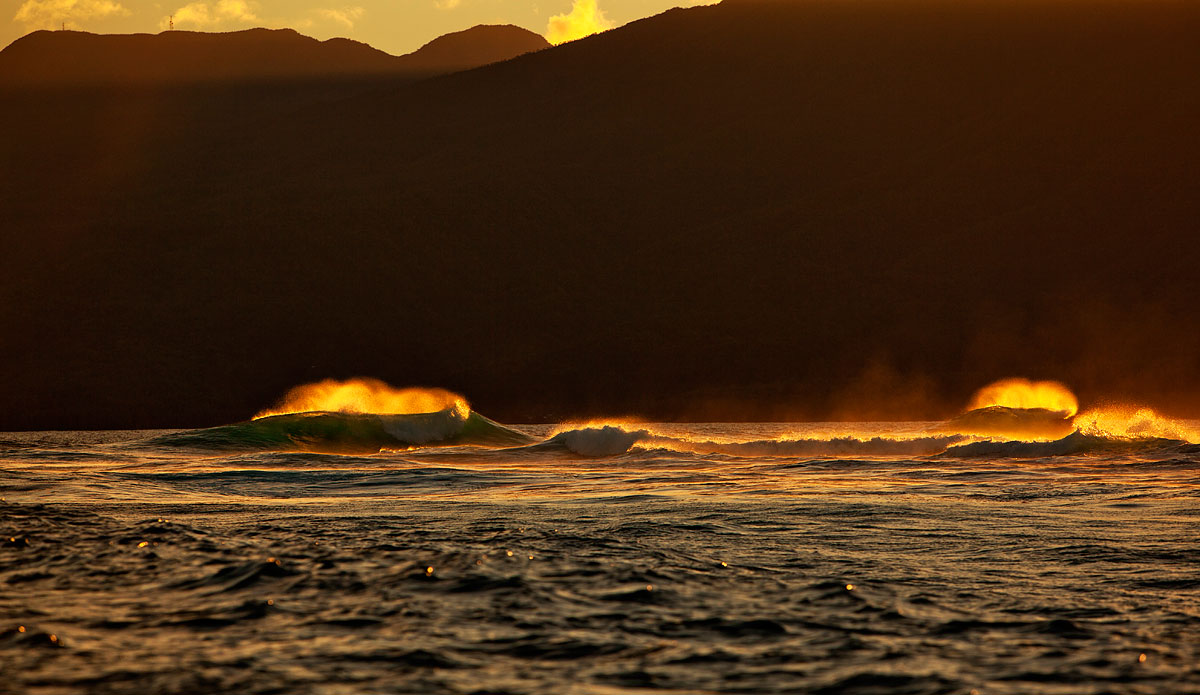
5 0 713 53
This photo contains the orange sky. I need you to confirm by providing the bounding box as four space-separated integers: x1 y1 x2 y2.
5 0 715 54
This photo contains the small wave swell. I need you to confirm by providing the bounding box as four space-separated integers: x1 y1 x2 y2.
523 422 1198 461
942 431 1191 459
533 425 966 458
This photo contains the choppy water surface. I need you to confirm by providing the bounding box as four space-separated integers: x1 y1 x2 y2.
2 419 1199 694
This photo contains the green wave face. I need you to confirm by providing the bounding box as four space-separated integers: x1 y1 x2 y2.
148 409 534 454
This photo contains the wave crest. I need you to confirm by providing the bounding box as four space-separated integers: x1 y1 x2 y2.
935 405 1075 440
149 408 532 454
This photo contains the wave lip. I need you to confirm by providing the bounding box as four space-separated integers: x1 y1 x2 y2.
146 408 533 454
934 405 1075 440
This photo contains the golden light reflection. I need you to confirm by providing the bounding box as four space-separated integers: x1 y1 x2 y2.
1073 406 1200 443
968 378 1079 417
253 379 468 419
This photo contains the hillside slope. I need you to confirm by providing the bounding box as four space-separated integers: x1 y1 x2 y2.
2 0 1199 427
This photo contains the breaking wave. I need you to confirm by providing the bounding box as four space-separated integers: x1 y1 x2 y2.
148 408 534 454
138 377 1199 460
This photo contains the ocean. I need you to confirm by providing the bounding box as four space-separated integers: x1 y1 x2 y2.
2 409 1199 694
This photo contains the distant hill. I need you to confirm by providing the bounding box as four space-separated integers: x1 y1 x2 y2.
2 0 1200 428
0 24 548 85
401 24 553 73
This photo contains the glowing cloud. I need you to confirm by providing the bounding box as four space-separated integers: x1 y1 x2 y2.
217 0 256 21
546 0 612 45
164 0 258 29
314 6 364 29
254 378 469 419
967 378 1079 417
14 0 129 29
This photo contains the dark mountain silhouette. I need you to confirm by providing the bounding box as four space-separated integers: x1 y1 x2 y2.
0 24 548 85
401 24 552 73
2 0 1200 428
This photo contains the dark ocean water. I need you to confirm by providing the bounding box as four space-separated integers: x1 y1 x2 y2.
2 417 1199 694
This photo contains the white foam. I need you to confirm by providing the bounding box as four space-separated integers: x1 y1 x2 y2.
551 426 650 457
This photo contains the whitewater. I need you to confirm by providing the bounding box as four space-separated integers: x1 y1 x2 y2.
3 403 1199 694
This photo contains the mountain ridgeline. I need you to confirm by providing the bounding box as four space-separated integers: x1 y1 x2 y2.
2 0 1200 428
0 24 550 85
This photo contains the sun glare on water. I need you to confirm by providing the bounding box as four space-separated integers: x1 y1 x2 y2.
968 378 1079 417
253 379 469 419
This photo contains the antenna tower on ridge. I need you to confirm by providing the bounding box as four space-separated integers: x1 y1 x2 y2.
169 15 174 30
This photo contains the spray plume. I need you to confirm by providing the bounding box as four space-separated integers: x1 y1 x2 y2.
1074 406 1200 442
967 378 1079 417
253 379 468 420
